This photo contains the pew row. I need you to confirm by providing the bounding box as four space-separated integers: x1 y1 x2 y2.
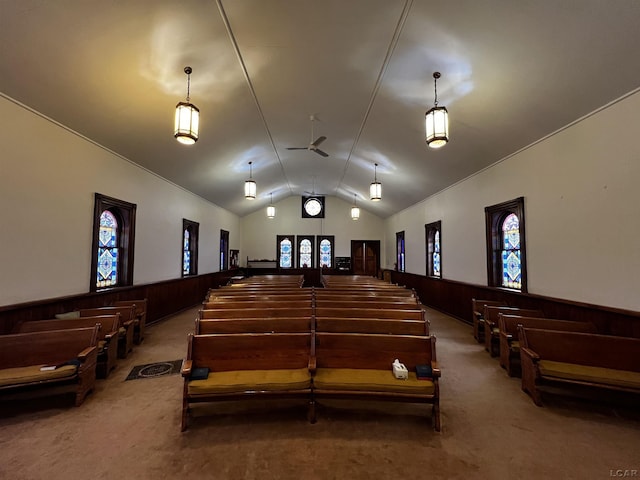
471 298 507 343
79 306 136 358
315 307 425 322
112 298 148 344
13 314 120 378
180 332 314 431
484 306 543 356
312 332 441 431
519 327 640 406
196 317 312 334
498 315 597 377
199 307 314 320
315 317 429 336
0 326 99 406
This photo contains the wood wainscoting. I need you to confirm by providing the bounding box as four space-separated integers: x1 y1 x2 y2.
0 271 237 335
387 271 640 338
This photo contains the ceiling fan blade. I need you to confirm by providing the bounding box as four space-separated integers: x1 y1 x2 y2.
286 147 308 150
314 149 329 157
311 136 327 147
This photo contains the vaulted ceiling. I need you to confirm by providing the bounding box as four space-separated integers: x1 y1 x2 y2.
2 1 639 218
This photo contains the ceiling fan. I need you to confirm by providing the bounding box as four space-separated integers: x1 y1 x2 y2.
286 115 329 157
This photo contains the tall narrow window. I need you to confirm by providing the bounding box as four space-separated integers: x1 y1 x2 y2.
91 193 136 291
317 235 335 268
220 229 229 271
396 231 405 272
277 235 295 269
425 221 442 278
485 197 527 292
297 235 314 268
182 219 199 277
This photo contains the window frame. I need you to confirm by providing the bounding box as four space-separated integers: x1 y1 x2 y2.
276 234 296 269
182 219 199 277
317 235 335 269
296 235 315 268
425 220 442 278
90 193 136 292
485 196 527 292
396 231 405 272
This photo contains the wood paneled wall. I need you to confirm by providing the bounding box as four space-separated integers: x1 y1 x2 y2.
387 271 640 338
0 271 236 334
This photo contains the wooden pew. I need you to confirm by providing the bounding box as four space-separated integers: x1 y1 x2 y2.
202 300 312 310
315 307 425 322
180 332 314 431
484 306 543 356
112 298 148 344
315 317 428 336
199 307 314 320
498 315 597 377
79 305 136 358
206 294 312 304
519 327 640 406
315 299 421 310
471 298 507 343
13 314 120 379
0 326 99 406
196 317 312 334
312 332 441 431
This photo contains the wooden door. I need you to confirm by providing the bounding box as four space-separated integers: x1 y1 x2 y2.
351 240 380 276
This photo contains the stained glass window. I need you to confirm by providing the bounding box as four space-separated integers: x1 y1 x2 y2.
433 230 441 277
183 229 191 275
396 231 405 272
501 213 521 289
280 238 292 268
299 239 312 267
319 239 332 268
97 210 118 288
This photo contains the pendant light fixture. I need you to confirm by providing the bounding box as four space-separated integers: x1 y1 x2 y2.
370 163 382 201
425 71 449 149
244 161 256 200
175 66 200 145
267 193 276 219
351 193 360 220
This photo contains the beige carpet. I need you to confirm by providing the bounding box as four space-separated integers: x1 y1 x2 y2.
1 306 639 480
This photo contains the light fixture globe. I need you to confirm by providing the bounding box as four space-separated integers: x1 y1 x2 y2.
370 163 382 201
351 193 360 220
425 72 449 149
175 66 199 145
244 161 256 200
267 193 276 218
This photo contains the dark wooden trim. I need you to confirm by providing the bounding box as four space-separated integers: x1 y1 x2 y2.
182 219 199 277
0 271 236 335
387 270 640 338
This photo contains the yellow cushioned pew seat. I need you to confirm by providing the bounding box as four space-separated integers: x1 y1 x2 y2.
0 364 77 387
538 360 640 390
188 368 311 395
313 368 435 395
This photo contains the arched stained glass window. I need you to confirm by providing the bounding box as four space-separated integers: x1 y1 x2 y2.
279 238 292 268
501 213 521 289
319 239 332 268
97 210 118 288
299 239 312 268
183 228 191 275
433 230 441 277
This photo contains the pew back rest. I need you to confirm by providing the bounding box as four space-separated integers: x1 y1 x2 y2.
79 306 136 324
202 300 311 310
315 317 427 336
485 306 542 324
199 307 314 319
112 299 147 317
315 300 421 310
189 333 312 372
314 294 418 303
0 326 99 368
472 299 507 318
196 317 311 334
314 332 435 371
519 328 640 372
314 307 424 321
14 315 120 340
500 315 597 336
206 295 312 303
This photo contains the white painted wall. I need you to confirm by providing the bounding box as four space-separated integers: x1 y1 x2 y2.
385 91 640 311
0 97 240 306
240 195 385 265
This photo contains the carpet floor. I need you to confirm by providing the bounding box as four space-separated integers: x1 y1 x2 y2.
1 305 638 480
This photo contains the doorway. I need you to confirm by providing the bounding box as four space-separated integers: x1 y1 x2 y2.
350 240 380 276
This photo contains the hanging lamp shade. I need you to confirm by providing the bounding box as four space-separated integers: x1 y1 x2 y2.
351 194 360 220
370 163 382 201
267 193 276 218
245 161 256 200
425 72 449 149
175 67 199 145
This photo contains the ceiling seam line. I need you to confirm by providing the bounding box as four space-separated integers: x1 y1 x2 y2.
216 0 293 196
335 0 414 194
